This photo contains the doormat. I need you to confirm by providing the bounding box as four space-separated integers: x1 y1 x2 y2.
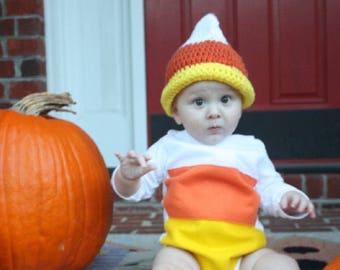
85 237 339 270
268 237 340 270
86 242 129 270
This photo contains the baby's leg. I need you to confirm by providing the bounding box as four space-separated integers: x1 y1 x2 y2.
152 246 200 270
240 248 299 270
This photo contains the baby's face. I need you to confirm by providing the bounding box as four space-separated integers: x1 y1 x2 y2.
172 81 242 145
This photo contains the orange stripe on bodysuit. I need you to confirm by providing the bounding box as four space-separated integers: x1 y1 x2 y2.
163 164 260 225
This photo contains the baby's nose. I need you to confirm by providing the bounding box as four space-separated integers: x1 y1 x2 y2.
207 105 221 119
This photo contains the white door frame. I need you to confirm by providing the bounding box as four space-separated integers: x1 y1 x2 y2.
44 0 147 167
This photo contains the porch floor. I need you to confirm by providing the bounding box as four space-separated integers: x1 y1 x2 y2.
87 200 340 270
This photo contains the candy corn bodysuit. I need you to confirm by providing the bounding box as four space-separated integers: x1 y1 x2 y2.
113 130 307 270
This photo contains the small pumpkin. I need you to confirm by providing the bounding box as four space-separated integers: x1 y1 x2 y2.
324 256 340 270
0 92 114 270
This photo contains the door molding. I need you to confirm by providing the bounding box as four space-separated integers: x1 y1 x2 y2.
44 0 147 167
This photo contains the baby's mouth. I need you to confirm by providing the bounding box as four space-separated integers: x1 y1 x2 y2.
209 120 219 129
208 122 222 132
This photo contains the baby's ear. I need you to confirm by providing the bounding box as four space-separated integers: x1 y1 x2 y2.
174 117 182 125
172 106 182 125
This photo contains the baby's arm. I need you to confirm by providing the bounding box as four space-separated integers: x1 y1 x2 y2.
114 151 156 197
280 191 316 218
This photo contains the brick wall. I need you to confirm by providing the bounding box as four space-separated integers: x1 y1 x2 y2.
140 173 340 208
284 173 340 209
0 0 45 109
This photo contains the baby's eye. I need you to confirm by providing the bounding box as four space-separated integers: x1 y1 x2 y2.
193 98 204 106
221 95 231 104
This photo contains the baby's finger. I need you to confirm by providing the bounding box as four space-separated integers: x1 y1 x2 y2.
115 152 124 162
126 150 137 159
289 194 300 208
126 151 148 167
136 155 147 167
125 151 140 164
144 154 153 162
280 196 288 209
307 203 316 218
296 199 308 213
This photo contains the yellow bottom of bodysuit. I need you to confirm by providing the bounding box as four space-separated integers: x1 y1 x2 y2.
160 218 266 270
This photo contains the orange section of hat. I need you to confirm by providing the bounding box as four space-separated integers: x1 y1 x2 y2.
165 40 248 83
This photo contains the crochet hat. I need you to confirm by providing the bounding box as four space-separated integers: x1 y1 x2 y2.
160 13 255 116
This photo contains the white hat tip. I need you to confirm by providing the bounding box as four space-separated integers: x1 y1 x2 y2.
183 13 228 46
201 13 219 24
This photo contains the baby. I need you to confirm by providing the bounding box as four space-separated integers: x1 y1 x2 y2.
112 13 315 270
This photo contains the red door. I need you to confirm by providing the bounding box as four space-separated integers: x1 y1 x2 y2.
145 0 340 169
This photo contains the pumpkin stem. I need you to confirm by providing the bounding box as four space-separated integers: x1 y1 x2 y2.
11 92 76 116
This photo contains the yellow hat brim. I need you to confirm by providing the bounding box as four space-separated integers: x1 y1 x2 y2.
161 62 255 117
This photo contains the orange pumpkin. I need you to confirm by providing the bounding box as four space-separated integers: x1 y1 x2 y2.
0 93 114 270
324 256 340 270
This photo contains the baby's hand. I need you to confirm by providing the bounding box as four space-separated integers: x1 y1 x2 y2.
280 191 316 218
115 151 156 181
